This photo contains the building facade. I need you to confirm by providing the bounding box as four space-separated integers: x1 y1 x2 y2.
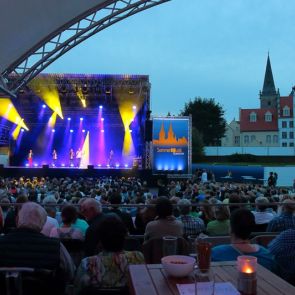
222 55 295 147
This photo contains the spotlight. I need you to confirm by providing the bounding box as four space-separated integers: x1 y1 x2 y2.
42 104 46 108
101 129 104 133
67 117 71 121
129 130 133 133
34 163 38 167
21 129 24 132
115 163 120 168
107 164 110 168
99 105 103 109
25 163 29 167
124 164 129 168
132 105 137 110
97 164 102 167
52 129 55 133
82 129 86 133
70 129 73 133
101 118 104 121
70 163 74 167
80 117 84 121
61 163 65 167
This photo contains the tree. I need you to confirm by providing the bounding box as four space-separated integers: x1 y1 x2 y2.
180 97 226 146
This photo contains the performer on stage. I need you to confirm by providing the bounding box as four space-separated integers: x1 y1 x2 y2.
69 148 74 166
52 149 57 166
28 149 33 167
108 149 114 167
76 148 82 168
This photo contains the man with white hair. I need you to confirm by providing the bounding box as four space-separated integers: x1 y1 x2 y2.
41 195 59 236
80 198 106 256
0 202 75 293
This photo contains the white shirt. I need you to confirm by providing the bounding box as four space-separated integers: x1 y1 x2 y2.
252 211 275 224
41 216 59 236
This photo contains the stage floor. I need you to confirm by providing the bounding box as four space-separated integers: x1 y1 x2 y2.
0 166 152 179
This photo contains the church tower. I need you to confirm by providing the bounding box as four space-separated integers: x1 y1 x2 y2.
259 54 280 109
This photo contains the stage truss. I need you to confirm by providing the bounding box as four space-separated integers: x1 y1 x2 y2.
0 0 170 97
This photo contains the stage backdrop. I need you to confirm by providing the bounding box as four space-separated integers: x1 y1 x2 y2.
152 117 191 174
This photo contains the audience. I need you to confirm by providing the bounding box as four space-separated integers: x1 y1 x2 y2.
206 203 230 236
0 202 75 294
144 196 183 240
268 229 295 284
74 214 144 294
80 198 105 256
177 198 205 236
267 199 295 232
212 208 275 271
50 205 84 240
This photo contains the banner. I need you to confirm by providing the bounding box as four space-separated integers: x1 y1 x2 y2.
152 117 190 174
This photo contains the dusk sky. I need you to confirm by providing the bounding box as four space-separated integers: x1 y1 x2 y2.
46 0 295 122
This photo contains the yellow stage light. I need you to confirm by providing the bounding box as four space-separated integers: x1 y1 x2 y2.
76 87 87 108
0 98 29 130
29 77 63 119
80 132 90 168
48 112 57 128
12 119 25 140
114 88 145 156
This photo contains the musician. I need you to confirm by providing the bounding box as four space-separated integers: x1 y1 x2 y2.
28 149 33 167
52 149 57 166
108 149 114 167
69 148 74 166
76 148 82 167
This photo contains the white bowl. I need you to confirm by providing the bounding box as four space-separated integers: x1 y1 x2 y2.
161 255 196 277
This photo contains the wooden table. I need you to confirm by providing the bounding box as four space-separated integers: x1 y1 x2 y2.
129 262 295 295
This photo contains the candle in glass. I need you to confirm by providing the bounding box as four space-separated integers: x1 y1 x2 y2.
237 256 257 295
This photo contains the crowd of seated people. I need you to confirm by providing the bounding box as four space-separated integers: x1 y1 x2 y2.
0 174 295 293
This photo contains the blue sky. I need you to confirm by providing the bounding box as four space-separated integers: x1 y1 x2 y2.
46 0 295 122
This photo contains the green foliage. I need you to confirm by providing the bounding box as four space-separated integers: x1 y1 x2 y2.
227 153 257 162
191 127 204 161
180 97 226 146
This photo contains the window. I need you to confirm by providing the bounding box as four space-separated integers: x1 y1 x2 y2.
290 132 294 139
290 121 294 128
234 136 240 145
265 111 272 122
282 132 287 139
273 135 278 143
283 106 290 117
250 135 256 143
290 142 294 147
282 142 287 147
282 121 287 128
244 135 249 144
266 135 271 144
249 112 257 122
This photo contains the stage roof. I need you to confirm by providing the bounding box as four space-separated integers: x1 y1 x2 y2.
0 0 110 73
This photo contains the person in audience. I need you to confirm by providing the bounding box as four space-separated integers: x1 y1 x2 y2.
80 198 106 256
268 229 295 284
206 203 230 236
177 198 205 236
74 214 144 293
0 206 3 232
144 196 183 240
0 202 75 294
108 192 136 234
267 199 295 232
212 208 275 271
41 195 59 236
50 205 84 240
199 199 215 225
252 196 275 224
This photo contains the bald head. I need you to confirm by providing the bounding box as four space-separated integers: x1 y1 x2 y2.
17 202 47 232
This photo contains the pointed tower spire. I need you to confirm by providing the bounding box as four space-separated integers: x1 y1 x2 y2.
261 54 276 96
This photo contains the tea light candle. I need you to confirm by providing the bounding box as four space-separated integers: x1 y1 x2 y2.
237 256 257 295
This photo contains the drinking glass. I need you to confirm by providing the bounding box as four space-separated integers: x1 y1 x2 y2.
194 268 216 295
162 236 177 256
187 235 198 260
196 241 212 273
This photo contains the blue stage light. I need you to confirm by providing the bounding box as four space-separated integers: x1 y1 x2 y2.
42 104 46 108
80 117 84 121
99 105 103 109
70 129 73 133
67 117 71 121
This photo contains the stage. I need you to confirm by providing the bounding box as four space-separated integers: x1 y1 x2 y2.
0 165 153 179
